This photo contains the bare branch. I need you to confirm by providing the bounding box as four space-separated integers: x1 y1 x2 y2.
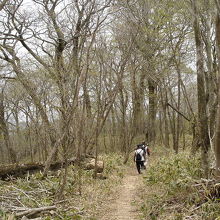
0 0 9 11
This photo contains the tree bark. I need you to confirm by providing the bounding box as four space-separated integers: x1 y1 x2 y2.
148 78 157 145
192 0 211 177
214 7 220 179
131 67 146 136
0 91 16 163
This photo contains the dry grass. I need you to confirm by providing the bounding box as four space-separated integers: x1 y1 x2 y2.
0 154 125 219
139 149 220 220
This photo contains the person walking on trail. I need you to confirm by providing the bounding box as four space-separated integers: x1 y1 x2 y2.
141 141 150 169
134 144 145 174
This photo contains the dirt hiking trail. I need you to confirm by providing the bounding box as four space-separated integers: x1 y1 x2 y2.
100 168 144 220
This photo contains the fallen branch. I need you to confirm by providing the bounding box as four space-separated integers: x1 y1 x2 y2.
11 186 41 206
167 102 190 121
15 205 56 217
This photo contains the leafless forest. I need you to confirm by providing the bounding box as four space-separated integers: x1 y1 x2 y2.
1 0 220 218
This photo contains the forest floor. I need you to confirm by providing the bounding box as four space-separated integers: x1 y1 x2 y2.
98 166 145 220
3 150 220 219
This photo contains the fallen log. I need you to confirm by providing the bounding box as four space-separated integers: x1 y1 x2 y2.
0 158 76 181
15 205 56 217
0 163 44 180
0 158 104 180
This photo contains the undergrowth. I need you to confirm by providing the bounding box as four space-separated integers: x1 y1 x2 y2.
141 150 220 220
0 153 124 219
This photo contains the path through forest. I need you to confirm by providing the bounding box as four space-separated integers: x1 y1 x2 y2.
99 167 144 220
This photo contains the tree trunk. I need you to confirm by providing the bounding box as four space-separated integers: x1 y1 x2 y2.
202 3 218 141
214 7 220 178
0 91 16 163
148 78 157 145
192 0 211 177
131 69 145 136
159 110 164 145
175 67 181 154
161 89 170 148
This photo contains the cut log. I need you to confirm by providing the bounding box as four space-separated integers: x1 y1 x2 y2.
85 159 104 173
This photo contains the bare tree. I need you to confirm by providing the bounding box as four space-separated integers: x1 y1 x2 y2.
192 0 211 177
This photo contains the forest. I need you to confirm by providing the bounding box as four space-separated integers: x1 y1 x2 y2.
0 0 220 219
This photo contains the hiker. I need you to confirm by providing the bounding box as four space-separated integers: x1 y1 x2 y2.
141 141 150 169
134 144 145 174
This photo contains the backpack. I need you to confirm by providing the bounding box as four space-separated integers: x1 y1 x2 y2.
146 147 150 156
136 150 142 161
141 145 146 154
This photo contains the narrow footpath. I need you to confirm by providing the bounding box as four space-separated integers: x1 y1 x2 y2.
100 168 144 220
